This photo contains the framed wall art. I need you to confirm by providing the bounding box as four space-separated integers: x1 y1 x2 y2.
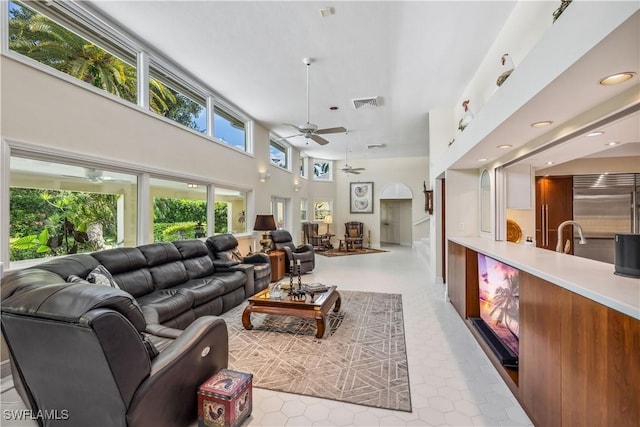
350 182 374 214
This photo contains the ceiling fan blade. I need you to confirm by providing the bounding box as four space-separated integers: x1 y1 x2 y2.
347 170 361 175
276 133 303 141
315 126 347 135
310 134 330 145
350 167 366 171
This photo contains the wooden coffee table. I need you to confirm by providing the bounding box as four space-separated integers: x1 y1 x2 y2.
242 285 341 338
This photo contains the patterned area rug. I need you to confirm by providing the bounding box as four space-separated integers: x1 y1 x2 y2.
316 247 389 257
219 291 411 412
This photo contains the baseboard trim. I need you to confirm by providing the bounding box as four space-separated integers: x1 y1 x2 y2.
1 359 11 379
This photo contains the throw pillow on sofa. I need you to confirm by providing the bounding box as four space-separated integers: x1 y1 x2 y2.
67 274 91 285
86 265 120 289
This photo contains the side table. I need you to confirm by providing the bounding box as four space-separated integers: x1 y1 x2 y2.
268 250 285 282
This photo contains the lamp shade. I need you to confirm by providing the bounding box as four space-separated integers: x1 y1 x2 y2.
323 214 333 224
254 214 276 231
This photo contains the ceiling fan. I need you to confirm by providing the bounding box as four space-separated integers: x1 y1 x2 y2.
280 58 346 146
340 131 366 174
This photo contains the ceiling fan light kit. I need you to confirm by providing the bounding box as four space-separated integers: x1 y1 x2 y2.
341 131 366 175
280 57 346 146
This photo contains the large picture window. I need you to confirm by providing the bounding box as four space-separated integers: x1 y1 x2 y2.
9 157 138 261
214 187 248 235
150 178 207 242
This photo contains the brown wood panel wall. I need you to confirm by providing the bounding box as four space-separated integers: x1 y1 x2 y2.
447 241 466 318
520 272 563 427
465 249 479 319
561 291 640 427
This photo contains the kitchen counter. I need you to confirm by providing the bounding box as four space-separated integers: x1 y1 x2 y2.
449 237 640 320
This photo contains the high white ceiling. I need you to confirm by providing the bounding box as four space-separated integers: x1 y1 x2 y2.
87 1 518 161
86 1 639 170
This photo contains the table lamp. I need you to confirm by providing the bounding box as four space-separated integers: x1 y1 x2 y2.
323 214 333 235
254 214 277 252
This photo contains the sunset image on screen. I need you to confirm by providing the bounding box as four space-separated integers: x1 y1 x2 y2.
478 253 520 355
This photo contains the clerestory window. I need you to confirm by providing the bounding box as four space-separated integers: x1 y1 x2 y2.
8 1 138 105
214 106 246 151
269 137 289 170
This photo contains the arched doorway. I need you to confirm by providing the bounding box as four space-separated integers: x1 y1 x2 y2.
379 183 413 246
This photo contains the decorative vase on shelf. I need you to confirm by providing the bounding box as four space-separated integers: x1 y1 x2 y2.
458 100 474 131
552 0 572 23
496 53 515 87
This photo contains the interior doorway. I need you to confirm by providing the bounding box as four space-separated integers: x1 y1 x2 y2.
380 199 412 246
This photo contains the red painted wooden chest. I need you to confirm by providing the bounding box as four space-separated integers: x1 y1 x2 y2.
197 369 253 427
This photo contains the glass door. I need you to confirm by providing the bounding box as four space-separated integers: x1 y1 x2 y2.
271 197 290 230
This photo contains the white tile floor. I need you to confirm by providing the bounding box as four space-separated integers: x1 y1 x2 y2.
0 245 533 426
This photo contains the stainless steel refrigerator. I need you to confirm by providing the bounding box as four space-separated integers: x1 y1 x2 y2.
573 173 639 264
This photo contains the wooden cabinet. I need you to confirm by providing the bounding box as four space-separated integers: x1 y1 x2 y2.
560 290 639 426
447 242 478 319
519 272 564 427
447 242 640 427
535 176 573 252
268 250 285 282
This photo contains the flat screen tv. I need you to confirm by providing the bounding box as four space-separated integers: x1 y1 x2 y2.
473 253 520 367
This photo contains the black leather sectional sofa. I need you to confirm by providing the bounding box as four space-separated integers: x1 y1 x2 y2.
0 236 270 427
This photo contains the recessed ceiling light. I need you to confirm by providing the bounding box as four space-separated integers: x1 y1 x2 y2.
477 158 488 162
531 121 553 128
587 131 604 137
497 144 512 149
606 141 618 146
599 72 635 86
545 161 554 165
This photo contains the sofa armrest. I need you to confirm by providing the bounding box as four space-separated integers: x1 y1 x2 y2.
145 323 182 339
212 259 240 269
127 316 229 427
227 263 255 297
294 244 314 253
244 253 269 264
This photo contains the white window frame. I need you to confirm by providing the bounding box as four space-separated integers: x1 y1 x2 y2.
300 154 309 180
269 136 291 171
313 199 333 221
0 140 254 268
300 198 308 221
313 159 333 182
2 0 254 156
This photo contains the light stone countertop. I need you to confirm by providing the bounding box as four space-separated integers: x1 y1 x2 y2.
449 237 640 320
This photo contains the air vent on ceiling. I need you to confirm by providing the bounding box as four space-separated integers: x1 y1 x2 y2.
352 96 380 109
366 143 386 149
319 7 334 17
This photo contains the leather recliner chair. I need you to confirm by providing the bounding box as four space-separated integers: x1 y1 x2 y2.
206 233 271 295
0 268 228 427
270 229 315 274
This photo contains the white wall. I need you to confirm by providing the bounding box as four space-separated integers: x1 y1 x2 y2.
0 55 345 257
334 156 428 248
427 1 639 281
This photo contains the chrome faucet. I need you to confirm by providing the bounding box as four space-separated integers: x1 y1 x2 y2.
556 220 587 253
